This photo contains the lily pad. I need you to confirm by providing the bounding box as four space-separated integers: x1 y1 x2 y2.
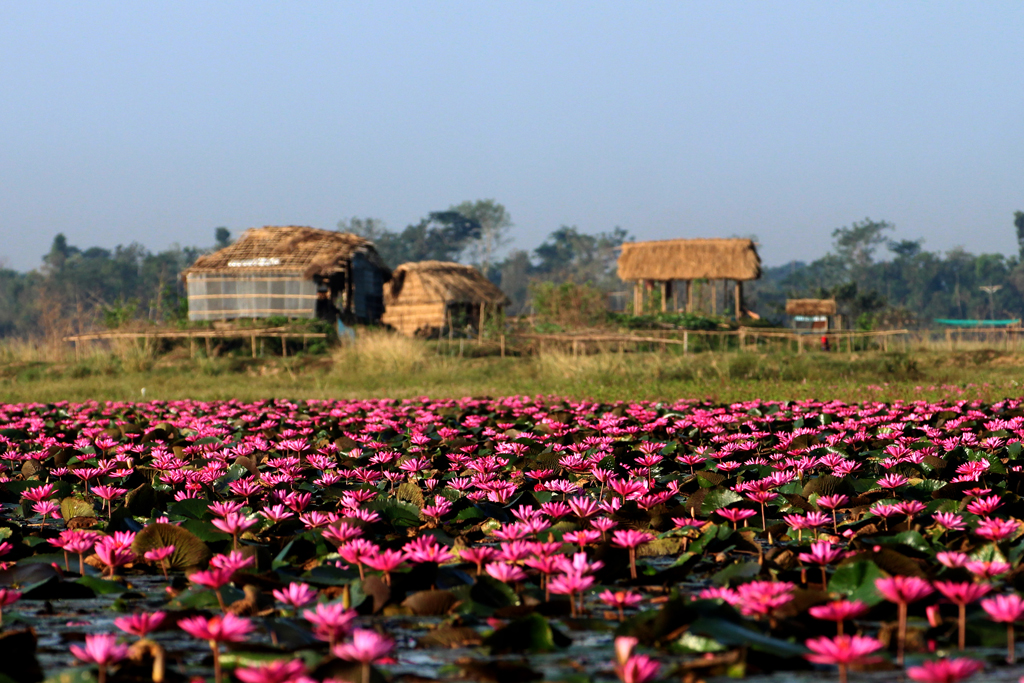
131 522 212 571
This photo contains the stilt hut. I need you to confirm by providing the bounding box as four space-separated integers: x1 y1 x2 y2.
183 226 390 323
382 261 509 337
616 238 761 318
786 299 838 330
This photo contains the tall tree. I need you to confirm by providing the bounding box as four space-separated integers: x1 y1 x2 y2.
1014 211 1024 259
832 218 893 270
342 212 481 268
214 227 232 249
450 200 513 271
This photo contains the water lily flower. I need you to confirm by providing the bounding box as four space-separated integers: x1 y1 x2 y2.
980 594 1024 664
70 633 129 683
272 582 319 610
804 634 883 683
178 614 254 683
875 576 934 665
114 611 166 638
906 657 984 683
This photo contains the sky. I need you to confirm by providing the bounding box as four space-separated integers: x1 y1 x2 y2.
2 2 1023 272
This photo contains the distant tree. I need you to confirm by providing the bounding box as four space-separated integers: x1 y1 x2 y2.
214 227 232 249
1015 211 1024 259
888 238 923 259
338 217 388 241
832 218 893 270
43 233 78 273
341 212 481 268
494 250 532 315
533 225 631 286
450 200 513 272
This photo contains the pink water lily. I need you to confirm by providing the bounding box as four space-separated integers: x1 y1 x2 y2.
804 634 884 683
178 614 253 683
69 633 129 683
906 657 984 683
980 593 1024 664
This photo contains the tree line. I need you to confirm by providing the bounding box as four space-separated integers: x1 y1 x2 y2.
749 215 1024 329
2 206 1023 339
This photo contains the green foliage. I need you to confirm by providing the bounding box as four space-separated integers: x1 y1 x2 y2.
608 311 722 330
449 200 512 270
341 211 482 268
828 561 887 606
101 298 139 329
529 281 607 330
750 214 1024 327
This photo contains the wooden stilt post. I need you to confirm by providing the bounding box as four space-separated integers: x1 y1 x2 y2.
251 335 257 358
282 336 287 357
711 280 718 316
735 281 742 320
500 334 505 358
660 281 669 313
205 336 212 357
190 337 196 359
633 281 642 315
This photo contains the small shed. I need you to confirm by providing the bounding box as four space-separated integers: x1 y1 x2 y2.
381 261 509 337
184 226 390 323
617 238 761 317
786 299 838 330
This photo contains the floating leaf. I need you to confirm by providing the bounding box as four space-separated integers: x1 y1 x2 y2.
59 497 95 521
828 561 887 606
700 488 742 515
131 522 211 571
484 613 569 653
689 617 807 657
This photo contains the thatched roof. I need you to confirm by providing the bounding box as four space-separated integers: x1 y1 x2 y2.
786 299 837 316
185 226 390 278
386 261 509 306
617 238 761 281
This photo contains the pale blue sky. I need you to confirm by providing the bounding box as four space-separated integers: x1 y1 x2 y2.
2 2 1023 271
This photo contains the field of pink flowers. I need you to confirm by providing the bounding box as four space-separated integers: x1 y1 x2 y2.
0 396 1023 683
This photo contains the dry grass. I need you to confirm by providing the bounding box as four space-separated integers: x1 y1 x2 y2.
0 338 70 364
4 331 1024 406
331 328 429 376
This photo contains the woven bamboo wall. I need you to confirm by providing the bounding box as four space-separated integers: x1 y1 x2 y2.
382 302 447 336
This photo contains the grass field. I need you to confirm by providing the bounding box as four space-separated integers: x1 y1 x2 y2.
3 331 1024 404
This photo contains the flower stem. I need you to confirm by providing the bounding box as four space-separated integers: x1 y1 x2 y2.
897 601 907 666
210 642 221 683
958 603 966 650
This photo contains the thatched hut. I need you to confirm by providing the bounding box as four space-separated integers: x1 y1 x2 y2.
382 261 509 337
183 226 390 323
616 238 761 317
786 299 838 330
